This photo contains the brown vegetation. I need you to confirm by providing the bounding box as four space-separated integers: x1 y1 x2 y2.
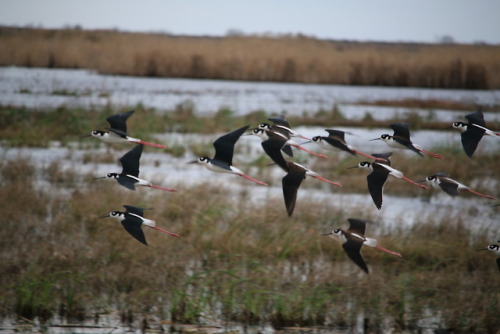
2 26 500 89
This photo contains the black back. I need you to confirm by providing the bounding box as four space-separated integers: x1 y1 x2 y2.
106 110 135 134
367 164 390 210
120 144 143 177
117 176 138 190
282 167 306 216
213 125 249 165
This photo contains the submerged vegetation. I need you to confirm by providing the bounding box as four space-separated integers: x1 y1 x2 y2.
0 123 499 332
1 26 500 89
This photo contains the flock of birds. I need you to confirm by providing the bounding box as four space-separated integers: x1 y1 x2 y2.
85 109 499 274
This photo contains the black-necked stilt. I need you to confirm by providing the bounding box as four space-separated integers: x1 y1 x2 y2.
190 125 268 186
96 144 176 192
418 172 496 200
99 205 179 245
322 218 402 274
311 129 386 161
348 152 428 210
260 135 341 216
371 123 443 159
476 241 500 272
85 110 167 149
261 115 311 141
251 128 327 159
451 108 500 157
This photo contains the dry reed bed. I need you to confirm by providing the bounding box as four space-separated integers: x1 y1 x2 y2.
0 152 498 332
2 27 500 89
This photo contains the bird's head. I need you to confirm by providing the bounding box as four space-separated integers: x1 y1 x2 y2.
189 157 210 165
99 210 125 221
452 122 467 132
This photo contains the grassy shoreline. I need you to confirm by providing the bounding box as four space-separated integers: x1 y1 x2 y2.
2 26 500 89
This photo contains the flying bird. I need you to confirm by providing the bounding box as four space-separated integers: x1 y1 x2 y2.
100 205 179 245
249 128 327 159
260 135 341 216
322 218 402 274
418 172 495 200
85 110 168 149
371 123 443 159
95 144 176 192
190 125 268 186
348 152 428 210
311 129 386 160
451 108 500 157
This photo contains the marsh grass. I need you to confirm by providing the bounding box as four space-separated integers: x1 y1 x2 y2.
2 27 500 89
0 157 498 332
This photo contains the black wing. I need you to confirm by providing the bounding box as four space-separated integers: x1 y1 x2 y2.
119 144 143 177
342 240 369 274
372 152 392 165
347 218 367 237
390 123 411 140
213 125 249 165
461 127 484 157
123 205 146 217
106 110 135 134
121 217 147 245
465 108 486 127
325 129 346 141
261 137 289 172
367 166 389 210
438 179 460 196
282 170 306 217
117 176 138 190
322 136 355 155
268 115 290 128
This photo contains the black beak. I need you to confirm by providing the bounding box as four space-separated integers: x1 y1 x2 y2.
99 215 110 219
321 232 332 236
476 248 489 252
347 166 359 169
188 160 199 164
80 134 92 139
369 138 381 141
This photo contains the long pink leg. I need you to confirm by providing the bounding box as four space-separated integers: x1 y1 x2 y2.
148 184 177 192
402 176 429 189
136 140 168 149
419 148 444 159
465 188 496 200
151 226 180 238
313 175 342 187
352 149 388 162
374 245 402 257
239 174 269 186
291 144 328 158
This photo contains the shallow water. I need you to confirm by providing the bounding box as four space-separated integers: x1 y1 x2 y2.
1 66 500 117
